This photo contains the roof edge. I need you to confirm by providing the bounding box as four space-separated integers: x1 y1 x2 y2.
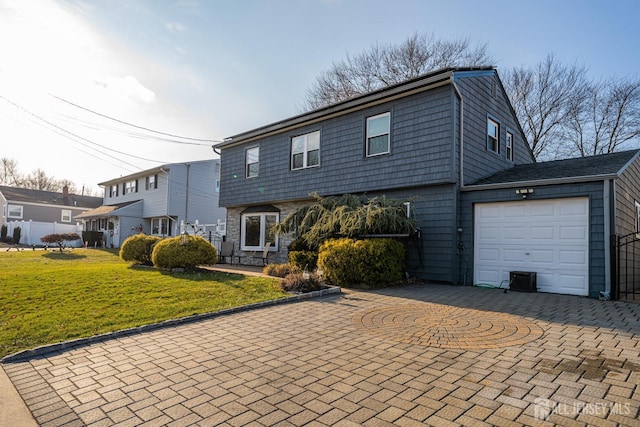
217 67 495 149
461 173 619 191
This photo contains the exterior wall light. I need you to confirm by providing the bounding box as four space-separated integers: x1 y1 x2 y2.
515 189 534 199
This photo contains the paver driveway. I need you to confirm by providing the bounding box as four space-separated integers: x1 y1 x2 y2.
3 284 640 426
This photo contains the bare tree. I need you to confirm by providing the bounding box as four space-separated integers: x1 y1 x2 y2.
303 33 494 111
24 168 57 191
0 158 23 186
502 54 589 160
565 76 640 157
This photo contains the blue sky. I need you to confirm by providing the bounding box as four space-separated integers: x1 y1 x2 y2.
0 0 638 194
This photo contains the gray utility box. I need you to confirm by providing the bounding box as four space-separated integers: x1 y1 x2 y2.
509 271 537 292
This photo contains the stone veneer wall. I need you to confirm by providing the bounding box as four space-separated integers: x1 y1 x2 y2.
226 200 312 266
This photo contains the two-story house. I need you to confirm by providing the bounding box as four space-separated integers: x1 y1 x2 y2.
216 67 640 300
0 185 102 246
76 159 226 248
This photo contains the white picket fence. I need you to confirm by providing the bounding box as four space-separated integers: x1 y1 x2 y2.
5 220 85 247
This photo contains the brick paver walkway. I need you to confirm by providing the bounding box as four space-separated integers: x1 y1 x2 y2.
3 284 640 426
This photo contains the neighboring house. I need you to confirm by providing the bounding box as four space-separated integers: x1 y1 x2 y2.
76 159 226 248
0 185 103 246
215 66 640 300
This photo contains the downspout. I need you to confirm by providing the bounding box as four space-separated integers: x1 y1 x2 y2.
452 80 464 186
184 164 190 224
452 79 465 284
603 179 612 297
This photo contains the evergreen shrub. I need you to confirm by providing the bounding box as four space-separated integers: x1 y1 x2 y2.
318 238 405 287
151 235 217 269
120 234 163 265
12 227 21 245
288 251 318 270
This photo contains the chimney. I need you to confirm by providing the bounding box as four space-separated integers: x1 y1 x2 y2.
63 185 69 198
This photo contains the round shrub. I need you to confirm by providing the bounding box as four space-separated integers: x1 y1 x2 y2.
120 234 162 265
318 238 405 287
151 235 217 269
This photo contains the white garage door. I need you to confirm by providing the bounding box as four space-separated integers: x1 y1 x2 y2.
474 198 589 296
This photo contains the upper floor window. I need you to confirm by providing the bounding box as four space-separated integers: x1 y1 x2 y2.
145 174 157 190
291 131 320 170
246 146 259 178
7 204 22 219
487 118 500 153
241 212 278 251
61 209 72 223
124 179 138 194
366 112 390 157
506 130 514 161
110 185 119 198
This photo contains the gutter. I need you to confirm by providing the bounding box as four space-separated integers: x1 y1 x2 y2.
461 173 620 192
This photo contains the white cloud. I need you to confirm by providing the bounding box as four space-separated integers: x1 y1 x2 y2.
165 21 187 33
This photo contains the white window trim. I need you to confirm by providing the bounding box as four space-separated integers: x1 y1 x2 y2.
487 117 500 154
145 174 157 191
110 185 118 198
506 130 514 161
240 212 279 251
246 146 259 178
291 130 320 170
61 209 72 223
366 112 391 157
125 180 138 194
7 204 23 219
151 217 172 236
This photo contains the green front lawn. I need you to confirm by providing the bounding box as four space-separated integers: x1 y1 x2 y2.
0 249 288 358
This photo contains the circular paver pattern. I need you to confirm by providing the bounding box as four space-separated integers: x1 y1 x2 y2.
353 303 545 349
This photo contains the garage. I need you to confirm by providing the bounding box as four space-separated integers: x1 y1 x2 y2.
474 197 589 296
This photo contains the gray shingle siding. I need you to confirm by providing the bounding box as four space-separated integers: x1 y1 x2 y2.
219 70 525 209
220 86 458 207
454 73 532 185
615 157 640 237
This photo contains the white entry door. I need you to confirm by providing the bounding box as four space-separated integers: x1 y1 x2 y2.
474 198 589 296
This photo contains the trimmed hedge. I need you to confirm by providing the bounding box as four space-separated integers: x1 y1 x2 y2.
151 235 217 269
120 234 163 265
317 238 405 287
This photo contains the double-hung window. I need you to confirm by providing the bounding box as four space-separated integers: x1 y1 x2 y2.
506 130 514 161
7 204 22 219
291 131 320 170
487 118 500 153
366 112 390 157
125 180 138 194
110 185 119 198
145 174 157 190
241 212 278 251
246 146 259 178
61 209 72 223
